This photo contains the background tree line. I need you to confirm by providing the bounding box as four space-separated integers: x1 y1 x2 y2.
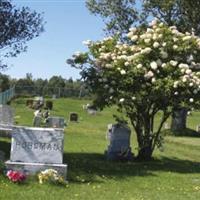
0 73 90 98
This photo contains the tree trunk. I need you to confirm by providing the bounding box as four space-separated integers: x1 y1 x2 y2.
171 107 188 131
136 136 153 161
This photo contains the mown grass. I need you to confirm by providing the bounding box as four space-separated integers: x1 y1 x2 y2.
0 97 200 200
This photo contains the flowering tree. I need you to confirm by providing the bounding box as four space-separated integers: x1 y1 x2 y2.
68 20 200 160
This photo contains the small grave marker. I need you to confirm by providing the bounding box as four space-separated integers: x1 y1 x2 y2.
69 112 78 122
0 105 14 138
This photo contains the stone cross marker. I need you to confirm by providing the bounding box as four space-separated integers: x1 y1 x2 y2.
105 123 133 161
6 126 67 178
46 117 65 128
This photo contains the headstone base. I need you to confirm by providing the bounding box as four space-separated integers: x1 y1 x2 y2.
5 161 67 179
105 147 133 161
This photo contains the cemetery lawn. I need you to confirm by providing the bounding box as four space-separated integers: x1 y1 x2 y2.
0 97 200 200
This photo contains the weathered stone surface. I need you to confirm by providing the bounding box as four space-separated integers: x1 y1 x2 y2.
5 161 67 179
10 126 64 164
33 116 42 127
0 105 14 125
105 123 133 161
46 117 65 128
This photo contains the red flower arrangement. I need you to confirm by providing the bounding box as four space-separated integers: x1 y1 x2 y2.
6 170 26 183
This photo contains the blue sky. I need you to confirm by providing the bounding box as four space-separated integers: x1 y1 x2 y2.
4 0 105 80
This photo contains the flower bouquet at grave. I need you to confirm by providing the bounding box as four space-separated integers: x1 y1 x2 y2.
38 169 65 185
6 170 26 183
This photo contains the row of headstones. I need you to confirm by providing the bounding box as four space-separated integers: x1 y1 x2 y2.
0 104 67 178
33 112 79 128
1 104 199 179
26 97 53 110
2 123 131 180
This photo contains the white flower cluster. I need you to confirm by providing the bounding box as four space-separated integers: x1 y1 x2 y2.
75 18 200 105
38 169 64 184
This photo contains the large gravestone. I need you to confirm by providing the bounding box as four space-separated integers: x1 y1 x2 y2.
105 123 133 161
46 117 65 128
5 126 67 178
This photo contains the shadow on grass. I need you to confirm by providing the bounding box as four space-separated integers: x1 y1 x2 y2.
1 140 200 184
64 152 200 183
0 140 11 159
162 128 200 137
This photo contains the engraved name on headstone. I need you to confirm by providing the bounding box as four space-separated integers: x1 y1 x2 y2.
10 127 64 164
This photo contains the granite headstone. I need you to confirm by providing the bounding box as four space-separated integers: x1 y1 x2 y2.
5 126 67 178
105 123 133 161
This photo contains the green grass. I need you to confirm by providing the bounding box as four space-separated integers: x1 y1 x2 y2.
0 97 200 200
